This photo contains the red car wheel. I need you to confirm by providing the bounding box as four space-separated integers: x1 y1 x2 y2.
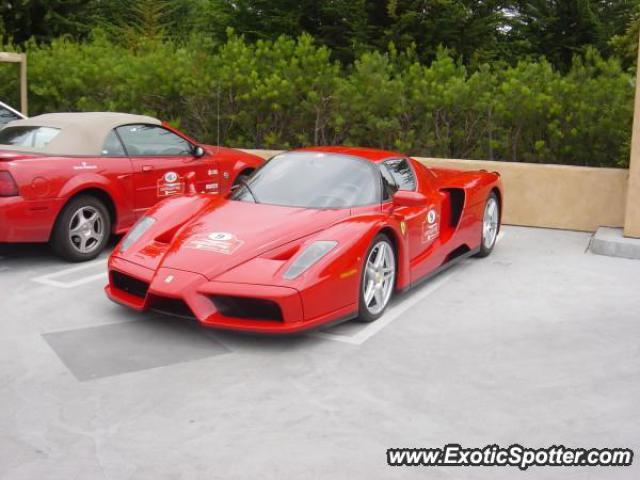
357 234 396 322
476 192 500 258
51 195 111 262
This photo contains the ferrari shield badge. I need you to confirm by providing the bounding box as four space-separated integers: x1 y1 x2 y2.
185 232 243 255
157 171 185 197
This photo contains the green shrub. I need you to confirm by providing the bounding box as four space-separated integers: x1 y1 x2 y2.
0 32 634 167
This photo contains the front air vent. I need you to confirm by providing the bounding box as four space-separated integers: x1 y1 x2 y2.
154 223 185 244
211 295 283 321
111 271 149 299
148 295 195 319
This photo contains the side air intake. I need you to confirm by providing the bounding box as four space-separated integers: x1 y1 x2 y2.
441 188 465 228
444 244 471 263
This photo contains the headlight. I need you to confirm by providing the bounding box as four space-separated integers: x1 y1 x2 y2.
283 241 337 280
119 216 156 253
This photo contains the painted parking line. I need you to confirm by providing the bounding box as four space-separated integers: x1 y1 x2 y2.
32 258 108 288
311 270 457 345
312 230 507 345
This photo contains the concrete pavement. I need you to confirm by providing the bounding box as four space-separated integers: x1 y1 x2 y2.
0 226 638 479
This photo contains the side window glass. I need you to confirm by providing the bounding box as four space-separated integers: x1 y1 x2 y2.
101 130 127 156
384 158 416 190
116 124 192 157
379 164 398 201
0 106 20 127
0 126 60 148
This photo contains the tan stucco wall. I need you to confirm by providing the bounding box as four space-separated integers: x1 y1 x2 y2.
417 157 629 232
244 150 629 233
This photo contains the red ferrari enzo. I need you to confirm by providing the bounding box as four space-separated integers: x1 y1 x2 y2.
105 146 503 333
0 112 263 261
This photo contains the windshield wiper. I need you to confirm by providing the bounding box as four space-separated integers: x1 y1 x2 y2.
236 176 260 203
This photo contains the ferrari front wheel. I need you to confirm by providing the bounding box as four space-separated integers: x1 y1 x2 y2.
358 234 396 322
476 192 500 258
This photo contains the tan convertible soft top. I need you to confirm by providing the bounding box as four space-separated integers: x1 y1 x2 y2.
0 112 162 156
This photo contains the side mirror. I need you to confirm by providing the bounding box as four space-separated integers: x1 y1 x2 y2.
392 190 428 207
193 145 205 158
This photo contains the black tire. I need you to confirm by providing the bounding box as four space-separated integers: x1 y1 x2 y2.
357 234 397 323
475 192 500 258
51 195 111 262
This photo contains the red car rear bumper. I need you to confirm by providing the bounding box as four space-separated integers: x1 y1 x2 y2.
0 196 61 242
105 256 356 334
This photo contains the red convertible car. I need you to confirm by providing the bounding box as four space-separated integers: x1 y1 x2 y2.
106 147 503 333
0 112 263 261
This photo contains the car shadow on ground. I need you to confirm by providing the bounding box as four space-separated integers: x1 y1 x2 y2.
0 237 121 267
111 304 323 354
0 242 60 259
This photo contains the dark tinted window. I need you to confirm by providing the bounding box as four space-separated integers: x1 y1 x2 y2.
379 164 398 201
0 126 60 148
116 124 192 156
101 130 127 156
232 152 381 208
0 106 20 127
384 158 416 190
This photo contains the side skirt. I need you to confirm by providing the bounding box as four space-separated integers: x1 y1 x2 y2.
399 246 481 294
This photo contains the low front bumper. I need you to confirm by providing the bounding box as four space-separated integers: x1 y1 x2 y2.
105 256 355 334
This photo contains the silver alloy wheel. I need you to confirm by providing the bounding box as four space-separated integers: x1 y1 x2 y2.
363 240 396 315
68 206 104 254
482 196 499 250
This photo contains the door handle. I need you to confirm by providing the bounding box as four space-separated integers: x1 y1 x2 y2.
142 165 154 172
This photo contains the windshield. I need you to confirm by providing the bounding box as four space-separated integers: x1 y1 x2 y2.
232 152 381 209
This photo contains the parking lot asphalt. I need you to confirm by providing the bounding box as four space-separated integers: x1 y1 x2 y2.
0 225 639 480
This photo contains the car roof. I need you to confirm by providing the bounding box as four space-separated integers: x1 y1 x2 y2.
294 146 406 162
0 112 161 156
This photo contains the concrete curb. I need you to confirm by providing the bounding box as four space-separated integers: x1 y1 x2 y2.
590 227 640 260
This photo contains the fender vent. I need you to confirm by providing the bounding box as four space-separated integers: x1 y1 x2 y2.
211 295 283 321
111 271 149 299
442 188 465 228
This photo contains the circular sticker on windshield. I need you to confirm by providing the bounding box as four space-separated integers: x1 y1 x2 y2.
164 171 178 183
427 209 437 224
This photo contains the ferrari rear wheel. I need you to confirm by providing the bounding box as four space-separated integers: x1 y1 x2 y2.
357 234 396 322
51 195 111 262
476 192 500 258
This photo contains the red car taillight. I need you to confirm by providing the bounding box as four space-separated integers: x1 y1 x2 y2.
0 171 19 197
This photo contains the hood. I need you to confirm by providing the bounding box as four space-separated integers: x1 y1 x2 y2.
160 200 349 280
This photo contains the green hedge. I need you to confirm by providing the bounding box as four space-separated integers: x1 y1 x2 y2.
0 33 633 168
